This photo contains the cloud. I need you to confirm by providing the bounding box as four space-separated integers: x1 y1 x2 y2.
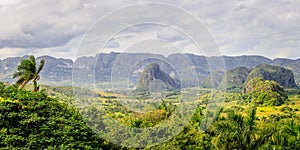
0 0 91 48
157 27 187 42
0 47 31 59
250 32 300 59
105 38 120 48
0 0 299 59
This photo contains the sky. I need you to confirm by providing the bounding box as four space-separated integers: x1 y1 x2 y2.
0 0 299 60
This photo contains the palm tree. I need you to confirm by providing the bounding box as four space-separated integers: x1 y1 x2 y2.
211 108 276 149
13 55 45 92
268 119 300 149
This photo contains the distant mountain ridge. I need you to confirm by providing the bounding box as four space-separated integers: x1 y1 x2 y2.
217 64 298 90
0 53 299 88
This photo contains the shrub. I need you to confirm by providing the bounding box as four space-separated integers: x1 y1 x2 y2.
0 84 116 149
280 106 293 112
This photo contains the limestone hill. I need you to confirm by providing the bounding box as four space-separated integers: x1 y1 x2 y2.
136 63 180 91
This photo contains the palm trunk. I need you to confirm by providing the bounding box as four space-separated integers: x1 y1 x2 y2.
33 81 38 92
19 80 29 89
33 75 40 92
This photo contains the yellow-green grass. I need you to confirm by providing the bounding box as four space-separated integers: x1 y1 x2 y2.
96 90 126 98
221 95 300 117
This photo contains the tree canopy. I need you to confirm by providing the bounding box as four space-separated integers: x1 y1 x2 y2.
13 55 45 92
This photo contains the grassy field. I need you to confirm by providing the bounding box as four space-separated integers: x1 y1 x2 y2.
39 84 300 121
221 94 300 118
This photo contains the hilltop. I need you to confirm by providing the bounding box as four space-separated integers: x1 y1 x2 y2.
245 64 297 88
218 64 298 90
243 78 288 106
136 63 180 91
1 53 299 88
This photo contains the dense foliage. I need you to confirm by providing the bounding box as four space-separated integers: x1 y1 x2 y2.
1 81 300 149
243 78 288 106
0 82 117 149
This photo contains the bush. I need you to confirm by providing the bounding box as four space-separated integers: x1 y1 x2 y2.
280 106 293 112
0 84 117 149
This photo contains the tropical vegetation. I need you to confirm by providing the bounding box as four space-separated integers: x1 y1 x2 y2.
13 55 45 92
1 55 300 149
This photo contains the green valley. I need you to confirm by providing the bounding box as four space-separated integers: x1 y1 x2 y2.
1 55 300 149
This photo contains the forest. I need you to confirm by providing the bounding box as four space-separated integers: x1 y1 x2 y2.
1 55 300 149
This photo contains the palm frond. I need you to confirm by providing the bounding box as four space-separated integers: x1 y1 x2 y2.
13 72 23 79
29 55 36 66
18 59 36 73
15 77 26 86
13 55 44 92
247 108 256 132
37 59 45 74
13 70 33 79
252 127 276 149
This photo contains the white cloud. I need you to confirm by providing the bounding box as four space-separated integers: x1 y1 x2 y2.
157 27 187 42
0 0 299 59
105 38 120 48
0 47 30 59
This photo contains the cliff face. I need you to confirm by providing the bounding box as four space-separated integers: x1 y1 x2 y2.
245 64 298 88
219 64 298 90
137 63 180 91
220 67 251 90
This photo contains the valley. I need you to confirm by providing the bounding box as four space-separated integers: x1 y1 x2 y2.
1 54 300 149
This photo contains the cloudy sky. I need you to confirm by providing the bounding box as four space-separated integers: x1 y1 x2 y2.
0 0 299 60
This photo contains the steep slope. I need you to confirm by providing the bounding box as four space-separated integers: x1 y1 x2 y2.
243 78 288 106
217 64 298 90
38 56 73 83
245 64 297 88
200 70 224 88
220 66 251 90
136 63 180 91
0 53 299 87
0 83 116 149
280 59 300 85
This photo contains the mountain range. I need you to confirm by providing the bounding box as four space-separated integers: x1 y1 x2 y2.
0 52 299 88
215 64 298 90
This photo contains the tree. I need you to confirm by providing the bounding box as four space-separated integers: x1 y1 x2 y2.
13 55 45 92
268 119 300 149
0 83 117 149
211 108 276 149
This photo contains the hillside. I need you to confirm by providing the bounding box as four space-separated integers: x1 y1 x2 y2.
245 64 297 88
200 70 224 88
220 67 251 90
0 83 117 149
1 82 300 149
136 63 180 91
219 64 298 90
243 78 288 106
1 53 300 88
